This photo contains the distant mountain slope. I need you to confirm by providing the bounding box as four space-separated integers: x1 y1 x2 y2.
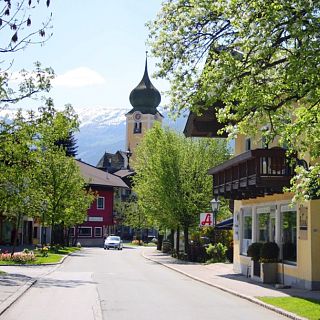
75 106 187 165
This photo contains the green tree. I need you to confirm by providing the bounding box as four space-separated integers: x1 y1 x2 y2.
133 124 230 254
122 196 149 244
35 104 95 245
0 110 43 253
0 105 95 248
148 0 320 200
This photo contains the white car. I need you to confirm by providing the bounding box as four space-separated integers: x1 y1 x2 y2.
104 236 123 250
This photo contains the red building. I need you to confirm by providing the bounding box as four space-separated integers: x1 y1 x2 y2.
75 160 129 246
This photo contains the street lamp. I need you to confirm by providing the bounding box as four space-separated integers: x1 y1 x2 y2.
125 148 132 170
210 197 220 227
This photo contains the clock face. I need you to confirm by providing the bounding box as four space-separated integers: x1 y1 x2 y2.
133 112 142 121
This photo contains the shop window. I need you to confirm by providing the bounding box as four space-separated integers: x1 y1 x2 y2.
256 206 275 243
94 227 102 237
78 227 92 237
241 208 252 255
97 197 105 210
281 207 297 263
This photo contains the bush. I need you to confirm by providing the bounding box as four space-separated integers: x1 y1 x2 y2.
247 242 263 261
260 242 279 263
206 243 228 263
131 240 144 246
0 252 35 264
41 246 49 257
188 244 209 263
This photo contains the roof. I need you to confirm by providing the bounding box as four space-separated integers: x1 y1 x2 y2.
113 169 135 179
76 160 129 189
183 102 228 138
126 57 161 115
96 151 125 173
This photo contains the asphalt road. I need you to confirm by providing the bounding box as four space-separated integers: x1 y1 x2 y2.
1 246 287 320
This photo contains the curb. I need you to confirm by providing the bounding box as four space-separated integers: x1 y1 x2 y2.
142 250 307 320
0 279 36 316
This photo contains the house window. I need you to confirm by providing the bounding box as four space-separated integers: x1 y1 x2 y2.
281 205 297 263
241 208 252 255
78 227 92 237
134 122 142 134
245 138 251 151
97 197 105 210
94 227 102 237
256 206 275 243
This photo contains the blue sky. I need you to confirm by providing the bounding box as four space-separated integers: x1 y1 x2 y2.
8 0 169 111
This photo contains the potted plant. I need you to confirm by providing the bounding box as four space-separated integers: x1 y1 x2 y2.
260 242 280 283
247 242 263 277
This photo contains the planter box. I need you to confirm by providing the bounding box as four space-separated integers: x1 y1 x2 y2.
261 262 278 283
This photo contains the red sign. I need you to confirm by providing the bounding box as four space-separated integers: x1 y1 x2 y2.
200 213 214 227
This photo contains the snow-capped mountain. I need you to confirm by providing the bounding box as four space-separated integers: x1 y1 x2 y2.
76 106 187 165
0 105 187 166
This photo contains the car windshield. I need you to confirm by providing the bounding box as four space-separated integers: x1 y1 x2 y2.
107 236 120 241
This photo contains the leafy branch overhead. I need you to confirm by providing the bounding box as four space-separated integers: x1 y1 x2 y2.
0 0 53 53
148 0 320 200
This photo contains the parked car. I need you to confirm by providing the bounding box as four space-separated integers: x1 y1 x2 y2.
104 236 123 250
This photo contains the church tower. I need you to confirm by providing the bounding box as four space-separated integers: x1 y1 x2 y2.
125 55 163 161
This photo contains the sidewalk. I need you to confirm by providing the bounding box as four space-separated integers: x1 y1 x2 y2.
0 262 60 316
143 247 320 320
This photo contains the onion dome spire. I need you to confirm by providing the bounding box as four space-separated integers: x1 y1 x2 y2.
128 52 161 115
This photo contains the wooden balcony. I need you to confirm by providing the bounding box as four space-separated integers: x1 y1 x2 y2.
208 148 294 200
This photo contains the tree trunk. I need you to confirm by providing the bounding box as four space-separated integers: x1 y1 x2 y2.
73 225 79 246
157 234 163 251
176 227 180 253
11 214 22 256
183 225 189 256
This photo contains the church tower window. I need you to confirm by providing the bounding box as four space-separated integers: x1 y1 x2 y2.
134 122 142 134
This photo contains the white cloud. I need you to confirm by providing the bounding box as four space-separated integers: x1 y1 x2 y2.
52 67 106 88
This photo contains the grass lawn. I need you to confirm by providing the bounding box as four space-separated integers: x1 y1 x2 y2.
259 297 320 320
0 247 80 265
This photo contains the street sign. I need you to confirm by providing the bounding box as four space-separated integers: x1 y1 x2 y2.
200 212 214 227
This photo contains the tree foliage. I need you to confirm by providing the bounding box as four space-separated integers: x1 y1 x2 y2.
0 0 52 53
133 124 230 251
0 104 95 247
0 0 54 106
148 0 320 199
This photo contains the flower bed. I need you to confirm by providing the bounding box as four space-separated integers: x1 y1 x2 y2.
0 251 35 264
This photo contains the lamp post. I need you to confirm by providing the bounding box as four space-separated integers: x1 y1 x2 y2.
210 197 220 227
125 148 132 170
210 197 220 244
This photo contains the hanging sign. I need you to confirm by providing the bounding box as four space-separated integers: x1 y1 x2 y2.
200 213 214 227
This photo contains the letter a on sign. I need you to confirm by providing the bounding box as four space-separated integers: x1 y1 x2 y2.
200 213 214 227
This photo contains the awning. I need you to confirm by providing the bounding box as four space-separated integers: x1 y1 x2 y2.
216 217 233 230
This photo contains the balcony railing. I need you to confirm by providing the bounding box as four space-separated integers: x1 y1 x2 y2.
208 148 294 200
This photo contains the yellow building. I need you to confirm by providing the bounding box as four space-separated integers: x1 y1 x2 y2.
185 110 320 290
125 57 163 164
